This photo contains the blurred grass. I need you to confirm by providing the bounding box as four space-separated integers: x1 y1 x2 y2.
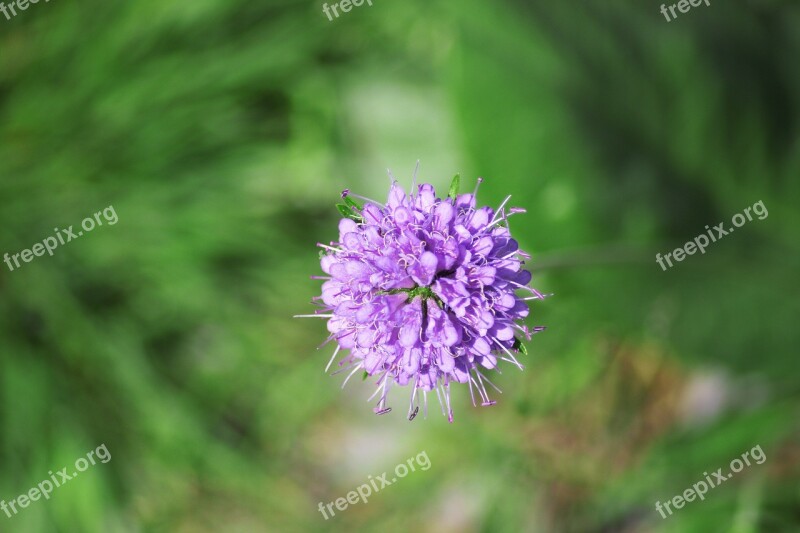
1 0 799 532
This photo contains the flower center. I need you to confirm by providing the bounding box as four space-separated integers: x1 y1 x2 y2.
406 285 436 300
378 284 444 308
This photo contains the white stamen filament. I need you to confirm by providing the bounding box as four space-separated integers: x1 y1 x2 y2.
325 345 341 373
341 364 363 389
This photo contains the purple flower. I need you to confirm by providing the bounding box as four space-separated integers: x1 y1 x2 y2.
299 171 545 422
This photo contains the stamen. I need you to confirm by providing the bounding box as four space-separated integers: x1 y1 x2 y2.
475 368 503 394
342 190 383 206
367 372 389 402
341 364 363 388
473 177 484 197
407 378 420 420
470 375 489 404
434 386 446 417
473 369 491 404
325 345 341 373
411 160 420 196
331 362 359 376
443 382 453 423
317 334 336 350
501 251 521 260
467 372 477 406
487 195 512 225
491 338 524 370
506 279 545 299
375 376 391 412
316 242 341 253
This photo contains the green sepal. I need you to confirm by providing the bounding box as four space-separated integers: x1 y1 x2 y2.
512 337 528 355
448 174 460 200
362 370 369 381
336 203 363 223
343 195 363 211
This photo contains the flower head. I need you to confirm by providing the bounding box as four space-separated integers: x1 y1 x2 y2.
301 171 544 421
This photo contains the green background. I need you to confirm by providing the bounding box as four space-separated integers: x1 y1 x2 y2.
1 0 798 531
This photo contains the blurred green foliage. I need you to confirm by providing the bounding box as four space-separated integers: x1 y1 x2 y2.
1 0 798 531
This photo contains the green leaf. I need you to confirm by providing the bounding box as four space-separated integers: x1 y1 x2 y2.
448 174 460 200
362 371 369 381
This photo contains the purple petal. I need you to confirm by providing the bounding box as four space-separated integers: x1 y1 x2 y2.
409 251 439 286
